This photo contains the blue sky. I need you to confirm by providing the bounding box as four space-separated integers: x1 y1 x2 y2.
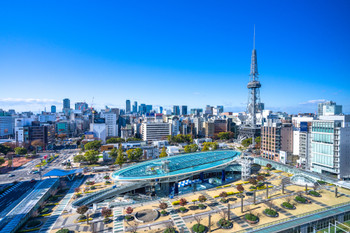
0 1 349 113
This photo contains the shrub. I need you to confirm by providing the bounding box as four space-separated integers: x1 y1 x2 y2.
295 196 307 203
282 202 294 209
198 203 205 209
250 186 256 189
57 229 70 233
264 208 277 216
245 213 257 222
218 218 232 227
160 210 167 215
309 190 320 197
172 201 180 205
125 215 132 220
164 227 176 233
40 208 49 214
192 223 206 233
179 206 187 212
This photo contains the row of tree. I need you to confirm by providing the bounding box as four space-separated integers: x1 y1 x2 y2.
167 134 193 144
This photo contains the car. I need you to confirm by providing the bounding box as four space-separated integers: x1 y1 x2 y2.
8 174 15 177
33 170 39 174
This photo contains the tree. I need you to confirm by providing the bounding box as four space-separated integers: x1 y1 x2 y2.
242 138 252 147
248 178 257 185
84 140 102 151
84 150 99 164
126 207 133 215
14 147 27 156
159 147 167 158
74 187 80 193
184 144 198 153
76 205 89 219
31 140 44 152
126 148 143 162
0 157 5 166
57 134 67 140
257 175 265 181
101 207 112 219
201 142 218 151
236 184 245 193
198 195 207 203
106 137 125 144
179 198 188 207
219 191 228 198
109 148 118 161
266 163 272 169
126 137 142 142
0 144 12 156
159 202 168 210
115 145 126 168
217 132 234 141
74 154 86 163
7 159 13 167
168 134 193 144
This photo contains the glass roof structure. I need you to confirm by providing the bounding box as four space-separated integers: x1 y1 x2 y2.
112 150 240 181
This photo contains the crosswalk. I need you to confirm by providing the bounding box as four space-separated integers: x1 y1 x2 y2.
113 208 124 233
0 183 21 199
166 200 190 233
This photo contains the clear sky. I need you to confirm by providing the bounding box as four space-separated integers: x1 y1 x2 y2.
0 0 349 113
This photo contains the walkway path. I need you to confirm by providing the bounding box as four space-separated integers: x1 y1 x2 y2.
39 178 84 233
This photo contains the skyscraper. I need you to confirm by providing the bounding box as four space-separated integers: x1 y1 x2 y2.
126 100 131 114
146 105 152 113
63 98 70 109
51 105 56 113
173 106 180 115
75 102 88 111
133 101 138 113
181 106 188 115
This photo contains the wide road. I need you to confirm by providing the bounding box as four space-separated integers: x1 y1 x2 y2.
0 149 78 184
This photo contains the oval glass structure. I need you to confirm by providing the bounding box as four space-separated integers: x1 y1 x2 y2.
112 150 241 181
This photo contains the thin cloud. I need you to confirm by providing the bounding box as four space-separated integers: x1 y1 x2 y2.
0 98 61 105
299 99 327 105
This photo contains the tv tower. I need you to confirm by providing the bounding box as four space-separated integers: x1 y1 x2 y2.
240 26 262 146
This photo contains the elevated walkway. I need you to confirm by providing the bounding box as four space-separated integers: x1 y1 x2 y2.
71 182 146 208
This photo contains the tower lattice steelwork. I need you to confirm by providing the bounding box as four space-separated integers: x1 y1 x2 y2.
239 27 262 145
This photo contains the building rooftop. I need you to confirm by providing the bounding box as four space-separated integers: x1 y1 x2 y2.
112 150 240 181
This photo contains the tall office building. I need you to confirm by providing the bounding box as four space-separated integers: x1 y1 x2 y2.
133 101 138 114
139 104 146 115
141 122 171 142
181 106 188 115
63 98 70 109
173 106 180 115
317 101 342 116
126 100 131 114
159 106 163 114
311 115 350 179
51 105 56 113
146 105 152 114
75 102 88 111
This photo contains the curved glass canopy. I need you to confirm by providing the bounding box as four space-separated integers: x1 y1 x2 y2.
112 150 241 181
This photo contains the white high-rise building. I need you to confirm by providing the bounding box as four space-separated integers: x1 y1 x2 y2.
103 112 118 137
311 115 350 180
141 122 171 142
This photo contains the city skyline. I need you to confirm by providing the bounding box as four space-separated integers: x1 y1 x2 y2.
1 1 350 113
